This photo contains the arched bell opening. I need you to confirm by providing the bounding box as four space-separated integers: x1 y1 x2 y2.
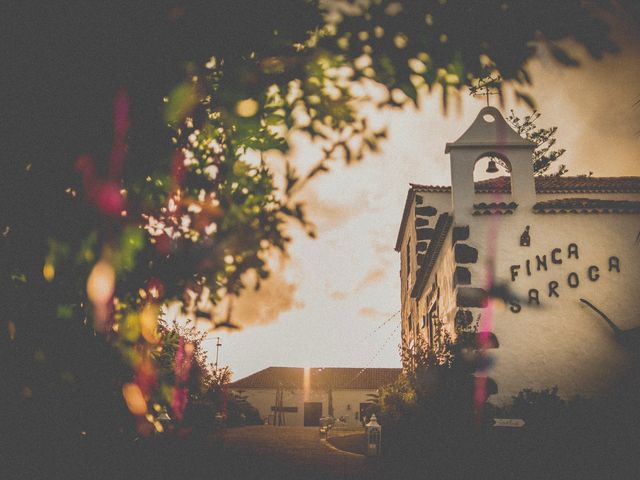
473 151 512 195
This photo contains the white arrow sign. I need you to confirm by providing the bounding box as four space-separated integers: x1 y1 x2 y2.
493 418 525 428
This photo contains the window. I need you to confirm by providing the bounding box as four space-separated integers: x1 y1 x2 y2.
405 238 411 292
271 406 298 413
427 303 437 346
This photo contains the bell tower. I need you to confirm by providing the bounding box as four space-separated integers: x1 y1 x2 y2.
445 106 536 223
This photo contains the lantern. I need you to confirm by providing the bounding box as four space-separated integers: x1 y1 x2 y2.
365 414 382 457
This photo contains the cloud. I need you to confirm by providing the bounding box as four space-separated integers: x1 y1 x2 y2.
355 267 387 291
372 238 393 256
232 265 303 327
330 291 348 301
300 187 359 233
358 306 386 319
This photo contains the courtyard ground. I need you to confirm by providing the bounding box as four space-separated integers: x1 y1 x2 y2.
217 425 375 480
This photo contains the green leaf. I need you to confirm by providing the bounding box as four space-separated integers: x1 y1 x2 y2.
400 82 418 106
548 45 579 67
11 272 27 284
56 304 74 320
164 81 200 125
514 90 536 110
264 114 285 126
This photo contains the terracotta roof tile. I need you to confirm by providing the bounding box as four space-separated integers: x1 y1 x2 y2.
474 176 511 192
410 176 640 194
533 198 640 214
410 183 451 193
397 176 640 251
473 201 518 215
229 367 402 390
474 201 518 209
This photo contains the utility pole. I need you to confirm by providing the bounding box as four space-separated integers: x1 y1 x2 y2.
274 383 286 426
213 337 222 369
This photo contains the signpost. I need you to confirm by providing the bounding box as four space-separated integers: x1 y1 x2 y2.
493 418 525 428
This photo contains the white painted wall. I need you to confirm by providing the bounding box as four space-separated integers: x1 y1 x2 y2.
232 388 378 427
406 188 640 404
465 204 640 403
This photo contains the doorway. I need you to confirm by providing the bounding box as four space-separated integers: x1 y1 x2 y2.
303 402 322 426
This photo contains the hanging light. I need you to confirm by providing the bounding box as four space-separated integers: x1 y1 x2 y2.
486 158 499 173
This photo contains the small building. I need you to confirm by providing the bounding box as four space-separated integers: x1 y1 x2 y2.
396 106 640 403
229 367 401 427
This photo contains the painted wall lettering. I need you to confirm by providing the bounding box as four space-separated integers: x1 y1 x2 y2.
510 265 520 282
609 256 620 273
536 255 547 271
520 226 531 247
567 243 579 259
506 244 623 312
509 299 521 313
567 272 579 288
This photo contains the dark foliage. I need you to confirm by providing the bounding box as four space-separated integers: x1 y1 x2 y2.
0 1 627 476
371 338 640 478
507 110 567 175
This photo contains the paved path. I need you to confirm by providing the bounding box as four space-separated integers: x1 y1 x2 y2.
217 426 378 480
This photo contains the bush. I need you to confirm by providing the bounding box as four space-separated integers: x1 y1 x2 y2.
509 386 567 428
371 334 485 472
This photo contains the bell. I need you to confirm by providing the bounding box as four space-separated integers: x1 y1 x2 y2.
486 159 499 173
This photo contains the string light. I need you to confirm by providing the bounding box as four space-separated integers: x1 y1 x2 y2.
361 309 400 343
344 323 401 388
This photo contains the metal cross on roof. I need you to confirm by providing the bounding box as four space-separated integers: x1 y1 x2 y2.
470 75 502 106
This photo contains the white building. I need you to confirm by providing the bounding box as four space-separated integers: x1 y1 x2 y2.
396 106 640 404
229 367 401 427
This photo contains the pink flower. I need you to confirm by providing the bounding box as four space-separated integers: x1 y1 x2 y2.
174 337 193 384
74 88 129 217
171 387 188 422
135 360 157 397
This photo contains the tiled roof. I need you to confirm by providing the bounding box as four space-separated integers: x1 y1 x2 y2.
410 176 640 194
473 201 518 215
229 367 402 390
478 176 640 194
397 176 640 251
409 183 451 193
533 198 640 214
474 176 510 193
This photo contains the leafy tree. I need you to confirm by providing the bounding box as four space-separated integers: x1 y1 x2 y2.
507 110 567 175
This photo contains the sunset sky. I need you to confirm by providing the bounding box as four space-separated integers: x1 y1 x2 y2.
205 15 640 381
